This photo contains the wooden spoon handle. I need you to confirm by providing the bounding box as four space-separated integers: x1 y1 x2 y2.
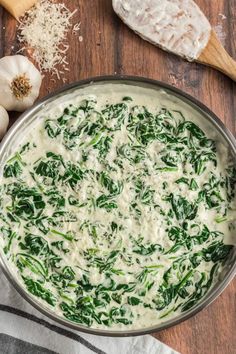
198 31 236 82
0 0 37 19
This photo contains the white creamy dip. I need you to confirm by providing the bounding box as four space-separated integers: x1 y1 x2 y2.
0 83 235 330
113 0 211 60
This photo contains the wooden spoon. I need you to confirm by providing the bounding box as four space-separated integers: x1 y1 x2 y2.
113 0 236 82
197 30 236 81
0 0 37 19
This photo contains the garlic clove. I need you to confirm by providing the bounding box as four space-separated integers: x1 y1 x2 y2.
27 62 42 90
0 55 42 112
12 93 35 112
0 56 23 79
0 85 15 112
0 105 9 140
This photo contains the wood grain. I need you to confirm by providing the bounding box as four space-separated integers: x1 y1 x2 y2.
0 1 235 353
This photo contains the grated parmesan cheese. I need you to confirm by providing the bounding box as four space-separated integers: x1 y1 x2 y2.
17 0 80 79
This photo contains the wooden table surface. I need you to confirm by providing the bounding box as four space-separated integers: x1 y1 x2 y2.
0 1 235 353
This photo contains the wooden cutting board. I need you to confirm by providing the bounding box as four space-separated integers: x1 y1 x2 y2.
0 1 235 353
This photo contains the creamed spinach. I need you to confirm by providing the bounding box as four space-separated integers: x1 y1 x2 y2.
0 86 235 329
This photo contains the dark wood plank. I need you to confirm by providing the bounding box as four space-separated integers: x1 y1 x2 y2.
0 1 235 354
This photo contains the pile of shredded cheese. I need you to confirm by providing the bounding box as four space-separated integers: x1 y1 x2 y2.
17 0 80 79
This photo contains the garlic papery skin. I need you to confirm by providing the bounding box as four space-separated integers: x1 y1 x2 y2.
0 55 42 112
0 105 9 140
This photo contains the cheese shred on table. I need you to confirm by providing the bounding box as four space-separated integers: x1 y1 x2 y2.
17 0 80 78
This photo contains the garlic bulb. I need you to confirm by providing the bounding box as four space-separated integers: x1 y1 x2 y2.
0 55 42 112
0 105 9 140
